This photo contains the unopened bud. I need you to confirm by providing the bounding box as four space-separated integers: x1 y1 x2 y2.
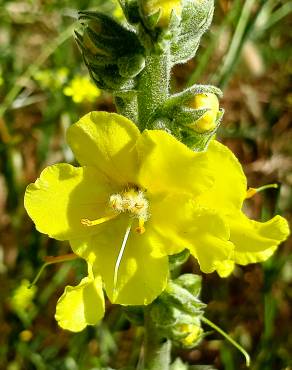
140 0 182 28
187 93 219 132
178 323 204 347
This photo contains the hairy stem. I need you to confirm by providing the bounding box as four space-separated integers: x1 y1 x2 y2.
137 48 170 130
143 308 171 370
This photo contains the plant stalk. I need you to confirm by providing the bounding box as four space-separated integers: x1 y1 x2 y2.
137 48 170 130
142 308 171 370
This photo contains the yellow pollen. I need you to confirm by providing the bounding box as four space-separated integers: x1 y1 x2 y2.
81 214 117 226
136 218 146 234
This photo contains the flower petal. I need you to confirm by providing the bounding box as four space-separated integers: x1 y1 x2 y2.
67 112 140 184
229 212 290 265
148 193 197 257
197 140 247 212
24 163 112 240
136 130 213 195
184 208 234 274
55 273 104 332
71 216 169 305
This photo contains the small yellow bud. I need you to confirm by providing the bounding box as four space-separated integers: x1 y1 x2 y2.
178 323 203 347
19 330 33 342
188 93 219 133
142 0 182 28
10 280 37 313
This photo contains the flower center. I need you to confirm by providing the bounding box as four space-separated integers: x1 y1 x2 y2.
109 188 149 234
80 187 150 298
81 187 149 234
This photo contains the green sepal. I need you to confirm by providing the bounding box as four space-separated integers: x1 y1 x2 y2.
77 10 145 92
122 0 141 24
150 118 172 132
171 0 214 64
179 108 224 151
174 107 210 126
174 274 202 298
144 9 162 30
145 274 206 348
89 65 136 91
118 54 146 78
157 84 222 119
169 249 190 272
164 281 206 315
79 12 144 58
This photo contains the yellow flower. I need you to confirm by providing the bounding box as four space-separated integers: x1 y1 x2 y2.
35 68 69 89
24 112 289 331
63 76 101 104
188 93 219 132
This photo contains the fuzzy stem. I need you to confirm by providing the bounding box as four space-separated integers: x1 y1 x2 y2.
137 48 170 130
114 93 139 123
143 308 171 370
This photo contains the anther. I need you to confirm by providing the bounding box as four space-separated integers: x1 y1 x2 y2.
136 218 146 234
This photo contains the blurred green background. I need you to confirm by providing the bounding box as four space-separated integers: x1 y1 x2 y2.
0 0 291 369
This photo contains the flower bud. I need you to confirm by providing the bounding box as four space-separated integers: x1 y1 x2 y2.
187 93 219 132
76 11 145 90
149 274 205 348
177 323 204 348
140 0 182 28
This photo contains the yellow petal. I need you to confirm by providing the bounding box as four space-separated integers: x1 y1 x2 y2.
71 216 169 305
24 163 112 240
137 129 213 196
229 212 290 265
214 260 235 278
184 208 234 274
67 112 140 185
197 140 247 212
148 192 197 257
188 93 219 132
55 274 104 332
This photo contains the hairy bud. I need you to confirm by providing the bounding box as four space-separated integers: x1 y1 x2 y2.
187 93 219 132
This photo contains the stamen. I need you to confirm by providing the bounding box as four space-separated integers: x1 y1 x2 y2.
81 214 117 226
246 183 278 199
136 218 145 234
113 221 133 301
